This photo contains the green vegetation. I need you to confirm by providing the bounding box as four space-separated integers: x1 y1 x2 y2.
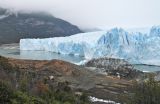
88 72 160 104
0 80 90 104
0 56 90 104
129 74 160 104
1 56 160 104
112 74 160 104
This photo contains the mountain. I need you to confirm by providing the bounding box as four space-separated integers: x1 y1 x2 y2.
20 26 160 65
0 8 82 44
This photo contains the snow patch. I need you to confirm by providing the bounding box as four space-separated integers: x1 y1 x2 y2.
89 96 120 104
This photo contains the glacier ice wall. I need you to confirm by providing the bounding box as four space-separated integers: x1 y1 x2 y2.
20 26 160 65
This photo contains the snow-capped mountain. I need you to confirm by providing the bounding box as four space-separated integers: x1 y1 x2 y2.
20 26 160 65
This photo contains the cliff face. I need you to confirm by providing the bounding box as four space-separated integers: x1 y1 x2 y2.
0 8 82 44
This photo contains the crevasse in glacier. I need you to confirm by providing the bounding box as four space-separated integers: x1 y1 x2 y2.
20 26 160 65
20 31 106 57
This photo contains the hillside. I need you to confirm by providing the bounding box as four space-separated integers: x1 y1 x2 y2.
1 56 160 103
6 57 132 104
0 8 82 44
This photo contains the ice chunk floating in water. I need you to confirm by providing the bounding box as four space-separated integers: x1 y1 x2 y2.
20 26 160 65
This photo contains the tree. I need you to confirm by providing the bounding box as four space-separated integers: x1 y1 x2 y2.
0 80 13 103
131 74 160 104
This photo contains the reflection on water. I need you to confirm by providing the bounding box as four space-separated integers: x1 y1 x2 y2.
0 47 84 63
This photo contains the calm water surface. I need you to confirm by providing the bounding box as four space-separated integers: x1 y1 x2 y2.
0 44 84 64
0 44 160 72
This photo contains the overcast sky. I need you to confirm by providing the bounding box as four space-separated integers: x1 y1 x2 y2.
0 0 160 29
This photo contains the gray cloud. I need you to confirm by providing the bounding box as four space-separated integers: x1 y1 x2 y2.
0 0 160 29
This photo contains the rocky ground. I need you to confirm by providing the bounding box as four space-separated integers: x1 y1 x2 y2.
85 57 143 79
5 58 139 104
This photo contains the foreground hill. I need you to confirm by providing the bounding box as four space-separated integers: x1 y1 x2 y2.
1 56 160 103
0 8 82 44
1 57 133 103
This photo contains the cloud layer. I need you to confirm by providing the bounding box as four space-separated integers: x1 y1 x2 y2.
0 0 160 29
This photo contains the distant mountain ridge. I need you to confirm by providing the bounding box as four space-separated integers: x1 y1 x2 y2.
0 8 82 44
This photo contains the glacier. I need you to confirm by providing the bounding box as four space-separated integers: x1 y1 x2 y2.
20 26 160 65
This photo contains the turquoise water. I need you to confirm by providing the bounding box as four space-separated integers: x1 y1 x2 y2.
0 45 84 63
133 64 160 72
0 44 160 72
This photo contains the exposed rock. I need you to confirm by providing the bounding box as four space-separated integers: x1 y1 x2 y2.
85 57 143 79
49 75 54 80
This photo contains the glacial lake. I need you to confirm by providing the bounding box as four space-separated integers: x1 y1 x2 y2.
0 44 85 64
0 44 160 72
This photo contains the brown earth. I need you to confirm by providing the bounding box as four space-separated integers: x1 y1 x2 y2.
7 58 133 103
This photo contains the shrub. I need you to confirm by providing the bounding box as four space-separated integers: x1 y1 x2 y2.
131 74 160 104
0 80 13 103
0 56 90 104
0 56 13 71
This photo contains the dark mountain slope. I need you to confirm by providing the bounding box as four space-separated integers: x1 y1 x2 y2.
0 8 82 44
